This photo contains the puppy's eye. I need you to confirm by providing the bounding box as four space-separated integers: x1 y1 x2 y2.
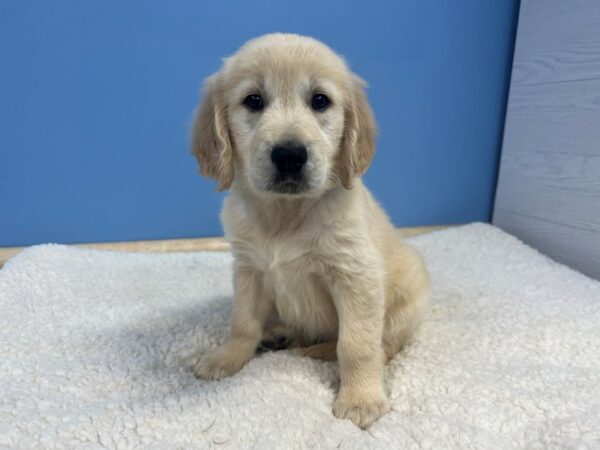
311 94 331 111
243 94 264 111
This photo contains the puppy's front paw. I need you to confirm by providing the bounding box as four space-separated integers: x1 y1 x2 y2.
193 346 247 380
332 389 391 429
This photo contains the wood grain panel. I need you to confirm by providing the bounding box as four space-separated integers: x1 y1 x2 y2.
494 209 600 280
508 78 600 117
502 78 600 156
496 151 600 233
512 39 600 86
493 0 600 279
513 0 600 79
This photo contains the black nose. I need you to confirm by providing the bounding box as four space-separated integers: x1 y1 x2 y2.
270 143 308 175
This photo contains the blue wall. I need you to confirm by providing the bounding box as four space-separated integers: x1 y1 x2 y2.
0 1 519 247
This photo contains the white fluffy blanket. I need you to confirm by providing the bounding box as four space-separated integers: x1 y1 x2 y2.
1 224 599 449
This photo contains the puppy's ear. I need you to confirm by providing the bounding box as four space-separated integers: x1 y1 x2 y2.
190 74 234 191
337 75 377 189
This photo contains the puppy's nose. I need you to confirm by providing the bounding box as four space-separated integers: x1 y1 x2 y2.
271 143 308 175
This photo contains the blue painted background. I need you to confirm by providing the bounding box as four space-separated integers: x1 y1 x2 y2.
0 1 519 247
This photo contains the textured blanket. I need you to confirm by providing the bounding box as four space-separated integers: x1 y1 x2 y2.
1 224 599 449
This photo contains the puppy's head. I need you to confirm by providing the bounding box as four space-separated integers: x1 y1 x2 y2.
191 33 376 196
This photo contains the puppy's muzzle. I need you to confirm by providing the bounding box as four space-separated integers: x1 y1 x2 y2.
271 142 307 180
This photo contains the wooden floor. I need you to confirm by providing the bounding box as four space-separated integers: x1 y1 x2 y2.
0 225 448 268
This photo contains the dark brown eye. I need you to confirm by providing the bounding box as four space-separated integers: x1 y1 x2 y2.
311 93 330 111
243 94 264 111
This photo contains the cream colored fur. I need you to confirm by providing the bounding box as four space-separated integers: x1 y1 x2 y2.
191 33 429 429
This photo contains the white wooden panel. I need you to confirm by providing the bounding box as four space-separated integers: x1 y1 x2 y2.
512 0 600 86
496 151 600 233
502 78 600 156
493 0 600 280
502 112 600 157
494 209 600 279
512 39 600 86
508 78 600 118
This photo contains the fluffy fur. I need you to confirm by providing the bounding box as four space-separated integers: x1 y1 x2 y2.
191 33 429 429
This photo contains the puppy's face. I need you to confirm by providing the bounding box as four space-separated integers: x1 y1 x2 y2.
227 53 345 196
192 34 376 196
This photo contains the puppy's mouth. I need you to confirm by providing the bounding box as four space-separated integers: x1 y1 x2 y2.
270 176 308 195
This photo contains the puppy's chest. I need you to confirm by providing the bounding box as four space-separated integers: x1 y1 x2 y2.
249 238 338 336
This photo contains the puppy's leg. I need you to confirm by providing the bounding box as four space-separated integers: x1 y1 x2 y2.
296 341 338 361
382 247 429 362
329 268 391 429
194 265 271 380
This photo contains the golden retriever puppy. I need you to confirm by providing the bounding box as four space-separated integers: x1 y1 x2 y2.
191 33 429 429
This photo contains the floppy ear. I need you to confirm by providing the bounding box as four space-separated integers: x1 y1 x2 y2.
190 74 234 191
337 74 377 189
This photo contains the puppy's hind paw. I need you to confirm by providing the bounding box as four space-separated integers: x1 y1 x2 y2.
257 331 292 352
